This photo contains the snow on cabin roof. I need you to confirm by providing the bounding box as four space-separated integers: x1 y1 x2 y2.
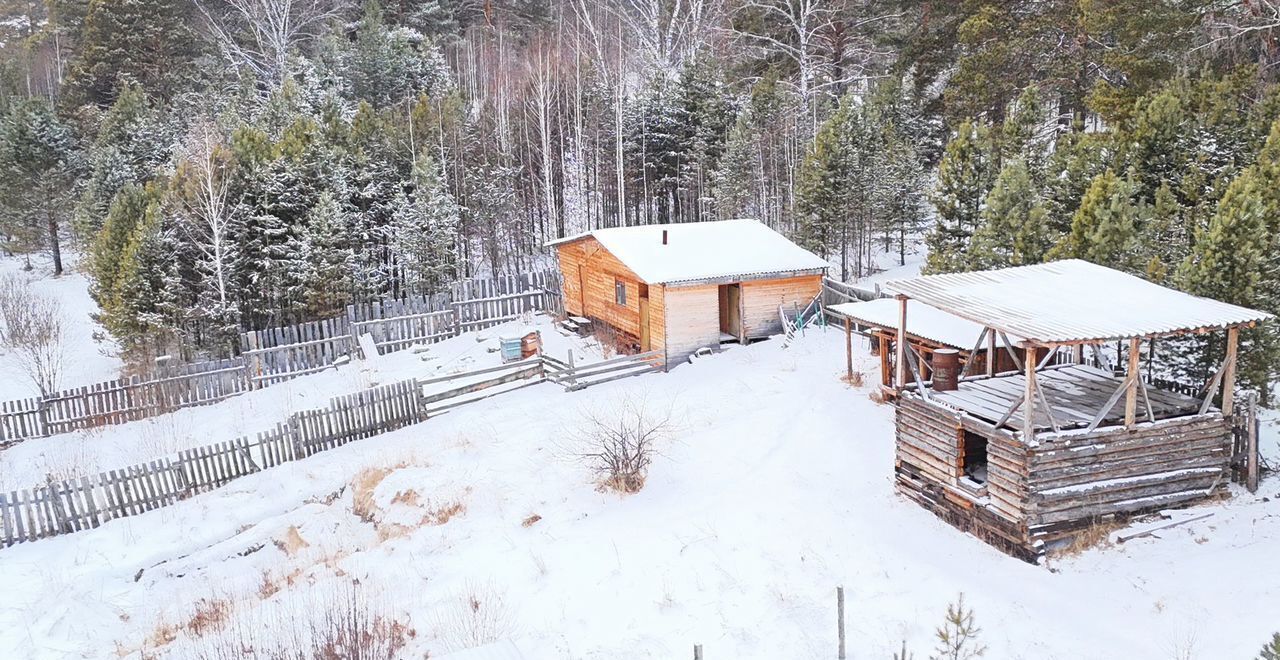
829 298 1025 350
545 219 830 285
884 259 1273 346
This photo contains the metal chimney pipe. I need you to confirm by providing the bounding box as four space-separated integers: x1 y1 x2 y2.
662 230 668 245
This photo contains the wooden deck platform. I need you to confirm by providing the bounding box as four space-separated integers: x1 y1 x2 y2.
929 364 1204 432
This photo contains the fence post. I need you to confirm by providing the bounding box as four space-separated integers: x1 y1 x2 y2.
1247 391 1260 493
693 645 702 660
837 585 846 659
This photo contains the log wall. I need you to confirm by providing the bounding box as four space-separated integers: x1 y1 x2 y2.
894 394 1232 560
555 237 646 339
1025 415 1232 541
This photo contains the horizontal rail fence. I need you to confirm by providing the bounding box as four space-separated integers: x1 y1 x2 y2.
542 350 663 391
0 349 670 549
0 270 565 447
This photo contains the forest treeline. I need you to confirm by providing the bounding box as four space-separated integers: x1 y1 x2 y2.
0 0 1276 392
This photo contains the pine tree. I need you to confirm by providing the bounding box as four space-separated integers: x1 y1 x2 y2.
1178 165 1279 399
63 0 200 107
0 98 77 275
1041 127 1106 236
1257 632 1280 660
925 119 997 273
1050 169 1147 272
969 159 1052 269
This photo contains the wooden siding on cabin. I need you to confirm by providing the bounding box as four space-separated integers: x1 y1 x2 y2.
741 275 823 339
555 237 645 339
662 285 721 365
650 284 667 363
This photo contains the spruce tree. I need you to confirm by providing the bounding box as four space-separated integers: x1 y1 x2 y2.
710 116 757 221
391 154 459 296
795 97 856 278
298 190 355 317
925 119 997 273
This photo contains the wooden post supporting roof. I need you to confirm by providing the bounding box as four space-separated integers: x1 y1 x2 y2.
895 295 907 389
986 327 996 377
1022 357 1036 442
1222 327 1239 416
844 317 853 383
1124 338 1140 427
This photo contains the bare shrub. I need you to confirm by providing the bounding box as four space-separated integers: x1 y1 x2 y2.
0 274 65 396
571 395 672 494
193 582 410 660
435 580 514 652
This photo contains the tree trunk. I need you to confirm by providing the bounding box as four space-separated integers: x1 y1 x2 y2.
46 206 62 276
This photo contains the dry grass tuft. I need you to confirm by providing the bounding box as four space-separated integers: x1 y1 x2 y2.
1049 521 1127 558
521 513 542 527
274 525 309 556
350 465 398 522
185 599 231 637
425 499 466 526
841 370 866 387
258 571 281 600
868 387 889 405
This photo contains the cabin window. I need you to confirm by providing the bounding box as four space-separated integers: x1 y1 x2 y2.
614 279 627 306
962 430 989 484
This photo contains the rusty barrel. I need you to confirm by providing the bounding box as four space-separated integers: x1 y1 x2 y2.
932 349 960 391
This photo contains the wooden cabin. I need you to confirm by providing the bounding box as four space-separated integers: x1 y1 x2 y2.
829 298 1030 388
547 219 829 368
882 260 1271 561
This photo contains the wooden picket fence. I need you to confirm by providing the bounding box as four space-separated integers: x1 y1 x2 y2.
0 349 664 549
241 270 562 384
0 270 563 447
0 358 248 447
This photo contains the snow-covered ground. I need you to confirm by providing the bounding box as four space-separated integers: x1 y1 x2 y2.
0 314 602 490
1 321 1278 660
0 253 122 400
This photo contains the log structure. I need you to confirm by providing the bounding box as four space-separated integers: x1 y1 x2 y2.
547 220 828 368
882 260 1272 561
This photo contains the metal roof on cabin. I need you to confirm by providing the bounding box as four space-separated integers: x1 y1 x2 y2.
883 259 1273 346
544 219 830 285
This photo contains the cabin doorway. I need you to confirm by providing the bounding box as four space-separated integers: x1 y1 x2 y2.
962 430 989 484
718 283 743 343
639 284 651 351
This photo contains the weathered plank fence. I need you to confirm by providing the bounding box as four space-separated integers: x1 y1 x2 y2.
0 358 248 447
242 270 562 384
0 348 661 549
0 271 563 447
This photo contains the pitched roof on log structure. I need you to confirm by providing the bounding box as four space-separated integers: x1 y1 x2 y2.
884 259 1272 346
